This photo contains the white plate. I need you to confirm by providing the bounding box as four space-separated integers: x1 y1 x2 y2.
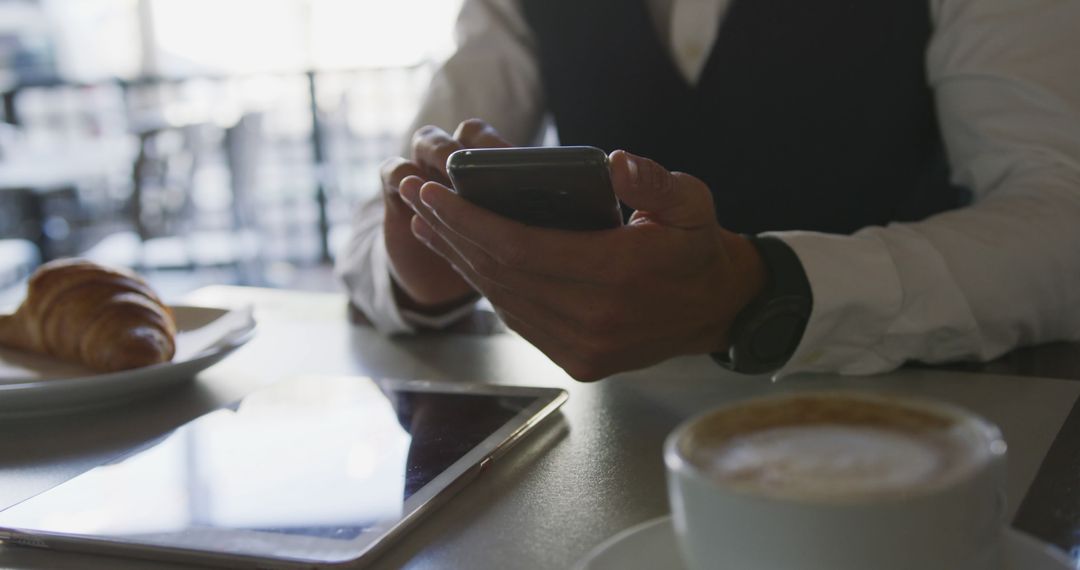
0 306 255 417
575 515 1072 570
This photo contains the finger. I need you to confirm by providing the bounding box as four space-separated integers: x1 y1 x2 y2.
412 215 648 382
380 156 424 192
416 181 622 283
410 224 609 380
410 213 582 325
409 215 484 289
411 125 462 182
398 175 424 210
381 158 425 220
609 150 717 229
453 118 513 149
410 214 581 329
412 205 616 330
410 201 549 296
409 202 523 289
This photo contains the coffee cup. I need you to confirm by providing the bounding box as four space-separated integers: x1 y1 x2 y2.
664 392 1007 570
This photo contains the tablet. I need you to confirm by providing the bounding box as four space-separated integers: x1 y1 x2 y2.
0 376 567 569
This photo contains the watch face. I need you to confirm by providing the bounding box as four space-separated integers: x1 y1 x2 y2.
718 236 812 375
729 296 810 375
749 301 810 363
712 236 812 375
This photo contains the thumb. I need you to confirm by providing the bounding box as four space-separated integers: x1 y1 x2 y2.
609 150 717 229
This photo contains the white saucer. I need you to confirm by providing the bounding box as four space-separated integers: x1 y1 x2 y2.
574 516 1073 570
0 306 255 417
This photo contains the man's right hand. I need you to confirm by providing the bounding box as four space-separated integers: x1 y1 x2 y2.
381 119 510 313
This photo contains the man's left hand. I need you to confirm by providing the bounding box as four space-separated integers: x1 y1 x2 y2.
399 148 767 381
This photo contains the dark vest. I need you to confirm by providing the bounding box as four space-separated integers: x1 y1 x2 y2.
521 0 968 234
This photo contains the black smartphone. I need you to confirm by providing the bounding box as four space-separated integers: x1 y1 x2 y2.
445 146 624 231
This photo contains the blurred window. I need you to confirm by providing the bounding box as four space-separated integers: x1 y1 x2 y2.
309 0 461 69
41 0 142 82
2 0 464 269
149 0 462 76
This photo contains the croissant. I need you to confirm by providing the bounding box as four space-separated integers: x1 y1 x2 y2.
0 259 176 373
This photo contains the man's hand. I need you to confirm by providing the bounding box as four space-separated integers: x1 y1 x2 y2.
381 119 510 312
398 149 767 380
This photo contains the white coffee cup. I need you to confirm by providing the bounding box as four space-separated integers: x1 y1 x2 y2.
664 392 1007 570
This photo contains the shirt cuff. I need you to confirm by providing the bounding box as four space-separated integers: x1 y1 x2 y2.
765 230 905 376
387 256 479 330
363 232 416 334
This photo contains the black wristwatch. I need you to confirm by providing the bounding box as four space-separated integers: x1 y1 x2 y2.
712 236 812 374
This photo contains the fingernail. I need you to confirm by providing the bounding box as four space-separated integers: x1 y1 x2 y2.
419 182 440 208
399 177 419 207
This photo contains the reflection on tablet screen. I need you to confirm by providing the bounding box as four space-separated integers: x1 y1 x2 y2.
0 376 555 566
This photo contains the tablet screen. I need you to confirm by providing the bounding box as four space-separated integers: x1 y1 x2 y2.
0 376 566 568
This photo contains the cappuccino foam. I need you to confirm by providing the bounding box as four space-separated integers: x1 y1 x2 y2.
680 394 985 502
706 425 951 499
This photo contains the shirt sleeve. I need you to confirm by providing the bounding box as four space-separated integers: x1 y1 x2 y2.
334 0 546 334
773 0 1080 375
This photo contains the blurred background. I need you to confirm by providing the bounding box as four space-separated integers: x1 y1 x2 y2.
0 0 463 304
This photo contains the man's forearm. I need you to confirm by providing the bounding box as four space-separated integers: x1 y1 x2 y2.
773 181 1080 376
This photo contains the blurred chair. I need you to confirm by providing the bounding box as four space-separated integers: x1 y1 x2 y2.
84 115 263 284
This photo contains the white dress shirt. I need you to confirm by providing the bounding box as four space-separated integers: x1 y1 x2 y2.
336 0 1080 375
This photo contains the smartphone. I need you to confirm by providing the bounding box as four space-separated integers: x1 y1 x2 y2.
446 146 624 231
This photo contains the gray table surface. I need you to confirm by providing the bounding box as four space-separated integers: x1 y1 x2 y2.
2 286 1079 569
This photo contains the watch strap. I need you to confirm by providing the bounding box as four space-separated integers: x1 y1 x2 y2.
712 235 812 374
